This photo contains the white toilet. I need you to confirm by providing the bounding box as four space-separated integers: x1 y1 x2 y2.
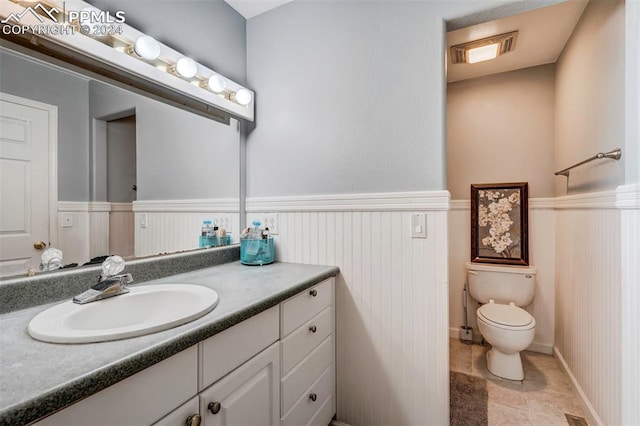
466 262 537 381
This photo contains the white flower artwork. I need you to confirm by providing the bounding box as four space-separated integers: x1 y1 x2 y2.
472 183 528 265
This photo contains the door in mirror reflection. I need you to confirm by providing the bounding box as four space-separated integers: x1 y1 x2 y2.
0 93 55 277
107 115 136 258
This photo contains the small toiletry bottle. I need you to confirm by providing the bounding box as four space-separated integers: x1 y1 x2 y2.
201 220 213 237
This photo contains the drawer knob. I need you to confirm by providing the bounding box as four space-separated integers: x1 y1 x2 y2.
208 401 221 415
309 393 317 402
185 414 201 426
309 325 317 333
310 289 318 297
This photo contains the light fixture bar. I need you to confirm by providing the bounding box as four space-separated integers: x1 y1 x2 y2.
0 0 255 121
450 31 518 65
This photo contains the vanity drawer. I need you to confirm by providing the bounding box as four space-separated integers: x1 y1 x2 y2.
281 306 332 375
153 396 199 426
281 335 333 414
281 279 332 337
281 366 333 426
35 346 198 426
199 305 279 391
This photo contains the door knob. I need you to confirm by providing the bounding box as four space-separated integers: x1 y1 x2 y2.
33 241 47 250
185 414 201 426
310 289 317 297
309 393 317 402
309 325 317 333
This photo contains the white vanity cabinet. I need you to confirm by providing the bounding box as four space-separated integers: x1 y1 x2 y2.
34 278 335 426
280 278 335 426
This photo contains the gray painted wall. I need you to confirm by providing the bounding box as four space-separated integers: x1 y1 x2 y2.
554 0 625 195
89 80 240 201
0 50 90 201
447 64 556 199
245 0 517 197
87 0 246 85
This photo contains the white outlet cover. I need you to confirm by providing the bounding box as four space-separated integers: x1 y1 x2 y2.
62 213 73 228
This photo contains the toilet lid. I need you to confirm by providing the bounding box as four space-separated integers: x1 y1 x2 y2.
478 302 533 327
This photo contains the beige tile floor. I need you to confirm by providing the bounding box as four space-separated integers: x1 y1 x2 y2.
450 338 588 425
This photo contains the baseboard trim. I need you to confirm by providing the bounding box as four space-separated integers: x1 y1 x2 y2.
554 347 604 426
527 341 553 355
330 421 352 426
246 191 451 212
449 327 460 339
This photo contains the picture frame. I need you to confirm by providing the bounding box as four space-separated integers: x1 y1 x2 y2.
470 182 529 266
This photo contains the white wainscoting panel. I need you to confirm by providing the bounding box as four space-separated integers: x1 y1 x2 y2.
57 202 91 266
246 192 450 426
618 183 640 426
448 199 555 353
554 191 621 426
134 199 240 258
89 202 110 260
109 203 134 258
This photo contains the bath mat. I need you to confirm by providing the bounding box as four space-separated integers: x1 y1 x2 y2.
450 371 488 426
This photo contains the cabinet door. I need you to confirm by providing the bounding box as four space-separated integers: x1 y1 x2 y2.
200 342 280 426
153 396 200 426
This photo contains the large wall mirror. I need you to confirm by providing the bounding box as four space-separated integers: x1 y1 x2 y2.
0 42 241 278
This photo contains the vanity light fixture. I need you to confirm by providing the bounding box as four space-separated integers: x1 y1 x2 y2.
232 88 252 106
126 35 161 61
0 0 254 121
451 31 518 64
169 57 198 79
201 73 227 94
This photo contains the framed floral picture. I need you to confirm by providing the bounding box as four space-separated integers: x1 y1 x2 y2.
471 182 529 266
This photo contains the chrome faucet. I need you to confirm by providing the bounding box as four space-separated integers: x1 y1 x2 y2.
73 256 134 304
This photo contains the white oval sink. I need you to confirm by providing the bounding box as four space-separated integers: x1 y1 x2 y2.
28 284 219 344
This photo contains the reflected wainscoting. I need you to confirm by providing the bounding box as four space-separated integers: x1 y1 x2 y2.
56 199 239 264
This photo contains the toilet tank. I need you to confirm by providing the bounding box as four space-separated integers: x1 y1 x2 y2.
465 262 537 306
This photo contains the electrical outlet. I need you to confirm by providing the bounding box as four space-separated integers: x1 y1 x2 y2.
261 213 278 235
211 214 232 232
61 213 73 228
247 213 279 235
140 213 148 229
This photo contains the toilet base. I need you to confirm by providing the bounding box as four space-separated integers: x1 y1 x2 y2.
486 348 524 381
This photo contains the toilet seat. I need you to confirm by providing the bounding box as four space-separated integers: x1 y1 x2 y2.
478 301 535 330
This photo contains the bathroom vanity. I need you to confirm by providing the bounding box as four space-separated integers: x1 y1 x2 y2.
0 253 339 425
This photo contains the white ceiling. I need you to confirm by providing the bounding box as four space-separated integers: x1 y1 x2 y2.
224 0 588 83
223 0 294 19
447 0 588 82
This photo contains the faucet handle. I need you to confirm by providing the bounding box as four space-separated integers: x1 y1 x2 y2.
101 255 125 278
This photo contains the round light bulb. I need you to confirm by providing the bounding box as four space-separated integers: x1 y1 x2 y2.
206 74 227 94
234 88 252 106
175 57 198 79
133 36 161 61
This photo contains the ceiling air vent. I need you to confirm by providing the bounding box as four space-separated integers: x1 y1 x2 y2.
450 31 518 64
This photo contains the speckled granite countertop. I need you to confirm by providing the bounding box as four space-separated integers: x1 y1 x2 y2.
0 261 339 425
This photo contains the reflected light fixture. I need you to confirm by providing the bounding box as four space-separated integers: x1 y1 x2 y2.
233 88 252 106
450 31 518 64
127 35 161 61
169 57 198 79
202 74 227 94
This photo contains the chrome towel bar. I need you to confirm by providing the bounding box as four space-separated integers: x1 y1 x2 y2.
554 148 622 177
